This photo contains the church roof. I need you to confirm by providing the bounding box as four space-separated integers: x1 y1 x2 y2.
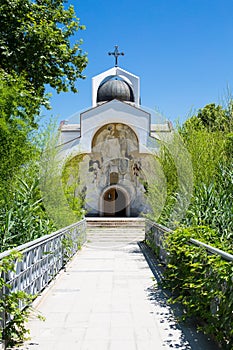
96 75 134 103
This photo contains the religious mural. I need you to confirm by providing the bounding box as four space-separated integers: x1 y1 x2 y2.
92 123 138 158
89 123 145 188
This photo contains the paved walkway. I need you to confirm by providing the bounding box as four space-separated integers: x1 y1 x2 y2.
21 238 220 350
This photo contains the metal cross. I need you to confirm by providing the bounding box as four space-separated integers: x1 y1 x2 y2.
108 45 124 67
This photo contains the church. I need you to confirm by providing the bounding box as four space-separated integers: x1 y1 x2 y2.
58 46 172 217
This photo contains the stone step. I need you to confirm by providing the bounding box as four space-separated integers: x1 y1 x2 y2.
87 234 145 240
87 239 144 243
87 228 145 233
87 230 145 245
86 217 145 228
85 218 145 247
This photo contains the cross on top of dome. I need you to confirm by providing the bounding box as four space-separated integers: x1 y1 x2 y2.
108 45 124 67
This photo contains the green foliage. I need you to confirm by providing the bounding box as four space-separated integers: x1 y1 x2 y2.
180 128 227 185
154 144 178 225
2 290 35 347
178 102 233 240
0 70 42 125
162 227 233 349
0 251 43 347
0 0 88 204
180 102 232 186
156 101 232 238
0 0 87 97
0 0 88 238
143 155 166 222
61 235 74 265
0 172 55 253
61 234 82 266
149 100 233 350
0 90 56 253
0 74 55 253
149 131 193 228
62 154 86 220
148 101 233 349
39 130 83 229
0 71 41 196
182 103 232 132
224 132 233 161
184 165 233 242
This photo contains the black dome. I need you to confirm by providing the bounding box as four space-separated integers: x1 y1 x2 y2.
97 75 134 103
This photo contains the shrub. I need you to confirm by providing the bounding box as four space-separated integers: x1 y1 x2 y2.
162 226 233 348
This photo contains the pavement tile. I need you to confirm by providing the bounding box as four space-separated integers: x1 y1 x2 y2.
66 312 90 325
25 341 55 350
80 340 109 350
109 340 136 350
84 326 110 340
110 312 132 327
88 313 111 328
53 341 83 350
110 327 135 340
37 312 68 326
136 340 170 350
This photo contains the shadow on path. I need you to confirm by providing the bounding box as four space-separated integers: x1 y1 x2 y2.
137 242 221 350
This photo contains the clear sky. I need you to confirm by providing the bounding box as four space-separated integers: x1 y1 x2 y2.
42 0 233 125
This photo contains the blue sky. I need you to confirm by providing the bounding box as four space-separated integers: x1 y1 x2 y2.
42 0 233 125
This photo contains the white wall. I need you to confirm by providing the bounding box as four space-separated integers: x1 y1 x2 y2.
79 100 150 153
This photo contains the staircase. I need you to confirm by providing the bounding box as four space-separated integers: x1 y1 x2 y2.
85 217 145 248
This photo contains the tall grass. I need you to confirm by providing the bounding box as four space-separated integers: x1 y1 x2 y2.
0 174 55 252
154 103 233 247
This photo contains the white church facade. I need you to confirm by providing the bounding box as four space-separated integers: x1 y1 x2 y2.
58 48 172 217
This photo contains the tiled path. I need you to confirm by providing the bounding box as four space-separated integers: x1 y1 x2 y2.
21 238 220 350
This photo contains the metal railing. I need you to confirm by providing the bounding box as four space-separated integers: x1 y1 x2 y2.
190 238 233 262
0 219 86 296
145 219 171 264
145 219 233 263
0 219 86 348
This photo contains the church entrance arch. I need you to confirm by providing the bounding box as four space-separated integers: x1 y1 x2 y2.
100 186 130 217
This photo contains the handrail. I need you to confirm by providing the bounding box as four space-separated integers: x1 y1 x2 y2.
0 219 86 259
0 220 86 294
190 238 233 262
146 219 173 233
145 219 233 263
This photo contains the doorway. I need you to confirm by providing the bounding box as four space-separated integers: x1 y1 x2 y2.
101 187 129 217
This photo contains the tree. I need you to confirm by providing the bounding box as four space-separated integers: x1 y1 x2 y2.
0 0 88 186
0 71 40 194
182 103 232 133
0 0 87 99
0 1 88 251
